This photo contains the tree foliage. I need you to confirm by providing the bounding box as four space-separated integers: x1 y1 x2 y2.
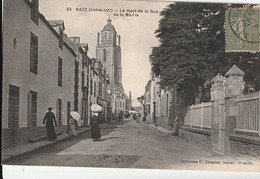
150 2 260 104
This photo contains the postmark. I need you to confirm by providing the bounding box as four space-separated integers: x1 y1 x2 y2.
226 7 260 52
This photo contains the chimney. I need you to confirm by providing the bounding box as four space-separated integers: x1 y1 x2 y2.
129 91 132 100
97 32 100 45
69 37 80 44
83 44 89 55
31 0 39 9
31 0 39 24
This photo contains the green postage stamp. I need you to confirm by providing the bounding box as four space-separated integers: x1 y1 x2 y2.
226 7 260 53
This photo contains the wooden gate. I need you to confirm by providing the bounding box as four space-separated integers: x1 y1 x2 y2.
211 98 226 155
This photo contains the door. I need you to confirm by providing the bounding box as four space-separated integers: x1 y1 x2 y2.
82 99 88 126
56 99 62 126
8 85 20 146
153 101 156 123
67 101 71 131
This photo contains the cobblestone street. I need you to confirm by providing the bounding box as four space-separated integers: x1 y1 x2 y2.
6 119 259 171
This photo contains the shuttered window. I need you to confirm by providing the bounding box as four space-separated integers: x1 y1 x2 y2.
90 78 93 95
57 99 62 126
94 82 96 97
30 32 38 74
99 81 102 96
58 57 63 87
28 91 37 127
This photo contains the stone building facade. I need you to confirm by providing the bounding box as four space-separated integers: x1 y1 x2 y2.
96 18 127 117
2 0 76 147
63 36 90 127
150 73 161 124
96 18 122 86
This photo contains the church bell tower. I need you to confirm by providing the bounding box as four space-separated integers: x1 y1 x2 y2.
96 18 122 87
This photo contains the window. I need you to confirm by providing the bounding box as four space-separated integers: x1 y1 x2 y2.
28 91 37 127
156 100 159 117
82 71 85 89
105 32 107 40
58 57 62 87
103 49 106 62
94 82 96 97
82 54 85 69
57 99 62 126
30 32 38 74
99 81 102 96
31 0 39 25
86 59 89 74
59 29 63 49
90 78 93 95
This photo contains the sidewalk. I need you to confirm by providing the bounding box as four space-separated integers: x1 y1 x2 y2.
147 123 173 135
2 121 117 163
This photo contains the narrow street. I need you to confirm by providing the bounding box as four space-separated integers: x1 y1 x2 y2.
6 119 259 171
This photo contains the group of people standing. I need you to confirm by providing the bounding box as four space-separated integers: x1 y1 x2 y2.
43 107 102 142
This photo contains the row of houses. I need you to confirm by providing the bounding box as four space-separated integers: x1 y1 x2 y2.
142 72 173 128
2 0 130 147
142 66 260 156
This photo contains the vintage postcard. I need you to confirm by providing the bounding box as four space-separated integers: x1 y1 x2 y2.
2 0 260 178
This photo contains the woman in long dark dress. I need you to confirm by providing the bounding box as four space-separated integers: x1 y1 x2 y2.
43 107 57 141
90 112 101 141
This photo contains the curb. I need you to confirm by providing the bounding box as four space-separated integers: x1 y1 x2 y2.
2 122 117 163
147 124 173 135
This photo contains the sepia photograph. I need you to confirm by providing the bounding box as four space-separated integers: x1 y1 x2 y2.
2 0 260 178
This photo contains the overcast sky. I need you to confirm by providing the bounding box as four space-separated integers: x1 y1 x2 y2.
39 0 171 106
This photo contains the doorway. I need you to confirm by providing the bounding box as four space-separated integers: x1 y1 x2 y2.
67 101 71 133
8 85 20 146
82 99 88 126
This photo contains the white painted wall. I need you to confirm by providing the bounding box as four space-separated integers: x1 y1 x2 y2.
3 0 75 128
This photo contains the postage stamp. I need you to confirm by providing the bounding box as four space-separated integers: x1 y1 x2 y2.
226 7 260 52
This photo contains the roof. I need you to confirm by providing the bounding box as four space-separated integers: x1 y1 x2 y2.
225 65 245 77
211 73 225 83
23 0 76 57
102 18 116 32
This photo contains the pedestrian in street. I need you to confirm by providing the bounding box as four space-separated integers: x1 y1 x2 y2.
43 107 57 141
130 113 133 121
90 112 101 141
67 115 77 137
172 115 180 136
136 114 139 123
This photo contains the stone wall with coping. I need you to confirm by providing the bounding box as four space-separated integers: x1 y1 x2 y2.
179 126 211 151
